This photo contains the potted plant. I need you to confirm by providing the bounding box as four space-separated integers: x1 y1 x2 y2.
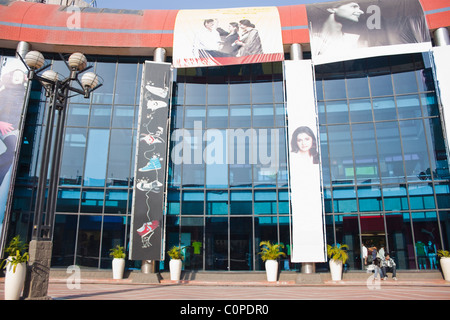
167 246 184 281
109 245 126 280
438 249 450 281
327 243 349 281
258 241 286 282
0 236 29 300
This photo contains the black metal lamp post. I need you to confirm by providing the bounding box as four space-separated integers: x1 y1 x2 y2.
17 50 102 299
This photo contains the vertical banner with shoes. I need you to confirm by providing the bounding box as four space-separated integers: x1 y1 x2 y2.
130 61 172 261
285 60 326 263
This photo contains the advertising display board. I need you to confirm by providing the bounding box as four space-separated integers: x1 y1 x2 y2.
0 57 27 253
130 61 172 260
285 60 326 263
173 6 284 68
306 0 431 65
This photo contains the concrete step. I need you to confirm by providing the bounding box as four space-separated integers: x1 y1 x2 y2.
49 268 445 285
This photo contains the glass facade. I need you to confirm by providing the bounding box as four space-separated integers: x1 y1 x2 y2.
2 50 450 272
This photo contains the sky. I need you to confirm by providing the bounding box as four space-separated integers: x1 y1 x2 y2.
95 0 337 10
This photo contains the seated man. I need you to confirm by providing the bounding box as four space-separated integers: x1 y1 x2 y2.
381 253 397 280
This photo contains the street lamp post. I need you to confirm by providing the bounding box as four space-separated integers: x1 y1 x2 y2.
16 50 101 299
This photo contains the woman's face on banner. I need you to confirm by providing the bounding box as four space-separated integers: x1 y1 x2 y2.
296 133 313 153
332 2 364 22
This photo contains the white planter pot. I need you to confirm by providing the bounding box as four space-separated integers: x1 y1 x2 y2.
265 260 278 282
112 258 125 280
169 259 182 281
4 260 27 300
440 257 450 281
329 259 343 281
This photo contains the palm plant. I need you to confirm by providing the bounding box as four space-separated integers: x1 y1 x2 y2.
327 243 349 264
0 235 29 273
167 245 184 260
437 249 450 258
109 245 126 259
258 241 286 262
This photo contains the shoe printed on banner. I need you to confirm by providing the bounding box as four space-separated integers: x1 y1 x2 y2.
137 220 159 248
136 178 163 192
145 82 168 99
140 133 163 145
139 155 162 172
147 100 167 112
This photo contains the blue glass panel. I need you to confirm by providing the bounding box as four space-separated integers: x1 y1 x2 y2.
56 188 81 212
252 104 274 127
323 78 346 100
104 189 128 214
326 100 349 124
327 125 353 185
184 106 205 128
393 71 418 94
229 105 251 128
185 83 206 105
230 190 252 215
84 129 110 187
399 120 431 182
254 190 277 215
382 185 408 211
376 121 405 183
252 82 273 104
80 189 104 213
206 191 228 215
67 104 89 127
396 95 421 119
358 186 381 212
207 83 228 105
351 123 379 184
369 74 393 96
372 97 396 121
114 63 137 105
230 83 251 104
182 191 204 215
92 62 116 104
89 105 112 127
420 94 439 117
60 127 86 186
349 99 372 122
206 106 228 128
112 105 134 128
347 76 369 98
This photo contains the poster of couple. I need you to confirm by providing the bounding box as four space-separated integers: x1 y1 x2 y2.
173 7 284 68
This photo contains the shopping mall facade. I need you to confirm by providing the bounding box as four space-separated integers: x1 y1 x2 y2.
0 0 449 274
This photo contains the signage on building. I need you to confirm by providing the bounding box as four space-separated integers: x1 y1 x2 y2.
130 61 172 261
172 7 284 68
0 57 27 253
285 60 327 263
306 0 432 65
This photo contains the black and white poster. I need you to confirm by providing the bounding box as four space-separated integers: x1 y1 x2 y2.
306 0 431 64
130 61 172 261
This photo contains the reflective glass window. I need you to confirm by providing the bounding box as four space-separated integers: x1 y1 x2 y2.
104 189 128 214
67 104 89 127
252 82 273 104
80 189 104 213
347 76 370 98
351 123 379 183
89 105 112 127
326 100 349 124
206 191 228 215
92 62 116 104
376 121 404 183
369 74 393 96
112 105 134 128
106 129 132 187
182 191 204 215
327 125 353 185
52 215 78 267
76 215 101 267
114 63 137 105
84 129 110 187
185 83 206 105
252 104 274 127
373 97 396 121
60 127 87 186
349 99 372 122
230 83 251 104
207 83 228 105
396 94 421 119
230 190 252 215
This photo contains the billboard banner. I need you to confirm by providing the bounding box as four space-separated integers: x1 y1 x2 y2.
285 60 326 263
130 61 172 261
0 57 27 251
306 0 431 65
173 7 284 68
